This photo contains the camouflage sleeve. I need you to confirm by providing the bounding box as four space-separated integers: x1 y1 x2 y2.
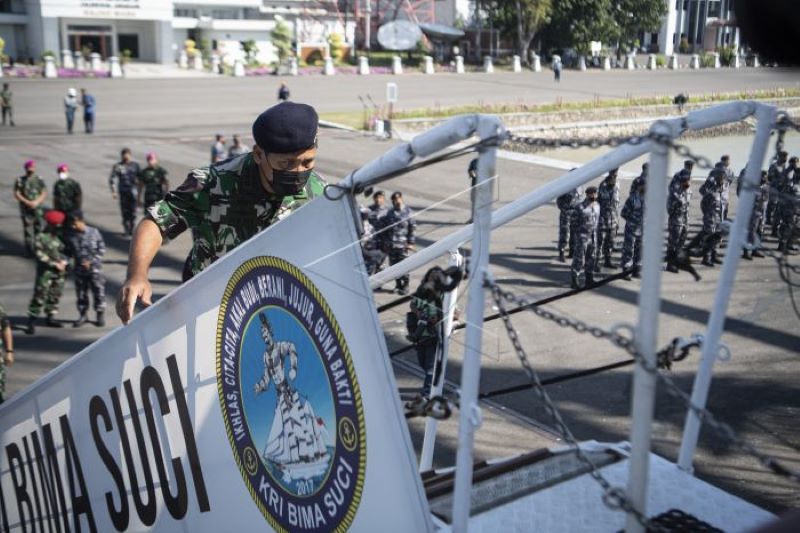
145 168 214 241
406 208 417 245
34 235 58 267
109 165 117 193
0 304 8 331
95 228 106 259
621 197 632 220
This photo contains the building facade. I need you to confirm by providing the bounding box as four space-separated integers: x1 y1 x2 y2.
645 0 739 56
0 0 355 64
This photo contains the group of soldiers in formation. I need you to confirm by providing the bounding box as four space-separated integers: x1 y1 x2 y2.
360 190 417 295
10 151 171 334
558 151 800 289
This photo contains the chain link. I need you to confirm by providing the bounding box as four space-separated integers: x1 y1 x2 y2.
487 276 800 486
487 278 662 530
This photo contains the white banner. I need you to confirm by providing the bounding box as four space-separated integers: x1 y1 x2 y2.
40 1 172 21
0 196 432 532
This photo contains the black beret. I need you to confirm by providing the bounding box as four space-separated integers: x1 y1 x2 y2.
585 186 598 194
252 102 319 154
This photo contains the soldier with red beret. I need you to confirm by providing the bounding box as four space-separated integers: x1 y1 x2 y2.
26 210 69 334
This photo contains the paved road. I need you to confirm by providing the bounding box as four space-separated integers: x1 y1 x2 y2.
1 72 799 520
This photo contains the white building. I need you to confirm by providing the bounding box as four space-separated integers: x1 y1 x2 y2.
0 0 354 65
644 0 739 56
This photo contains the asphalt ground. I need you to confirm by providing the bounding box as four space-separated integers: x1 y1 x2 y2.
1 71 799 520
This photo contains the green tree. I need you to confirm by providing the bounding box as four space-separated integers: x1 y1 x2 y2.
242 39 259 65
271 19 293 63
484 0 551 64
609 0 668 52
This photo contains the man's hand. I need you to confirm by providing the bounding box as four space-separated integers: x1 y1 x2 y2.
112 191 118 200
55 260 67 272
116 276 153 325
81 259 91 270
4 352 13 366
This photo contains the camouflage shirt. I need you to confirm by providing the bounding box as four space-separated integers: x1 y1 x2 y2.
35 231 66 269
110 161 141 195
138 165 169 203
147 152 326 277
597 179 620 227
53 178 82 214
667 187 692 227
14 174 46 214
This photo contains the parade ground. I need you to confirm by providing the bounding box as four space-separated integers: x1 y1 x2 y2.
1 68 800 516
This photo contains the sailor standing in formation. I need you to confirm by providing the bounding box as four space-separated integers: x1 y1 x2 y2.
570 186 600 289
109 148 141 236
596 168 620 269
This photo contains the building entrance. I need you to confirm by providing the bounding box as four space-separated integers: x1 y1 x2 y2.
67 24 114 58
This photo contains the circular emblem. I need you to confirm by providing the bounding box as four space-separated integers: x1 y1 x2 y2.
217 256 366 532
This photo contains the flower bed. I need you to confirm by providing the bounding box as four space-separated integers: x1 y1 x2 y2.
2 65 43 78
244 65 395 76
57 68 110 78
0 65 110 78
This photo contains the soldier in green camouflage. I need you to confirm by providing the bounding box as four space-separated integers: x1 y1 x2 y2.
137 152 170 210
53 163 83 215
14 160 48 256
117 102 325 324
0 302 14 404
26 210 69 334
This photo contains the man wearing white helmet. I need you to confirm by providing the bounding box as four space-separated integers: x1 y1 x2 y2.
64 88 79 134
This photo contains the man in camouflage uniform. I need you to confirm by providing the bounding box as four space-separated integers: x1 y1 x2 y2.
777 169 799 254
766 150 788 231
596 169 620 269
53 163 82 216
26 210 68 334
670 160 694 195
570 186 600 289
137 152 170 210
66 211 106 327
110 148 141 236
13 160 47 256
630 162 648 195
774 157 798 244
715 155 735 220
362 191 388 275
117 102 325 324
556 185 582 263
741 170 769 260
0 302 14 404
378 191 417 295
666 172 692 273
620 179 646 278
688 170 725 267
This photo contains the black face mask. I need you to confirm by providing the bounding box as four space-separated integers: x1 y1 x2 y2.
271 168 312 196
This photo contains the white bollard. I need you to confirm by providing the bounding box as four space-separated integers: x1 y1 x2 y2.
733 54 741 69
602 56 611 71
392 55 403 75
532 54 541 72
178 50 188 68
690 54 700 69
74 51 85 70
512 55 522 73
192 54 203 70
669 54 679 69
647 54 657 70
358 55 370 75
43 55 58 78
90 52 102 71
290 56 299 76
752 55 760 68
625 54 636 70
233 59 245 77
578 55 586 71
711 52 720 69
483 55 493 73
108 56 123 78
323 56 335 75
423 55 434 74
0 66 3 78
211 54 221 74
455 55 464 74
61 49 74 69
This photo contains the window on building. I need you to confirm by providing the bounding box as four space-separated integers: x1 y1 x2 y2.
651 32 658 45
0 0 25 13
211 8 240 19
174 8 198 18
709 0 721 17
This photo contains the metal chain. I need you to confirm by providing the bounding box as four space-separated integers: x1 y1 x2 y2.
504 130 716 170
487 278 662 531
487 276 800 486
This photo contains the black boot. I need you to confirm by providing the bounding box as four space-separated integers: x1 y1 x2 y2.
73 313 89 328
558 251 565 263
585 272 595 287
604 257 614 269
45 315 63 328
701 255 714 267
742 250 752 260
712 254 723 265
752 249 765 258
96 311 105 327
570 273 580 289
666 262 679 273
25 316 36 335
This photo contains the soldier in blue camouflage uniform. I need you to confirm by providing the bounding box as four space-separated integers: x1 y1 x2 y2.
0 302 14 404
670 160 694 195
379 191 417 295
556 185 582 262
739 170 769 259
26 210 68 334
766 151 787 232
688 170 725 266
66 211 106 327
620 179 646 278
52 163 82 216
777 167 799 254
361 191 388 275
596 169 620 269
13 160 47 256
117 102 326 324
137 152 169 210
570 186 600 289
774 157 798 246
666 172 692 273
109 148 141 236
630 162 648 195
